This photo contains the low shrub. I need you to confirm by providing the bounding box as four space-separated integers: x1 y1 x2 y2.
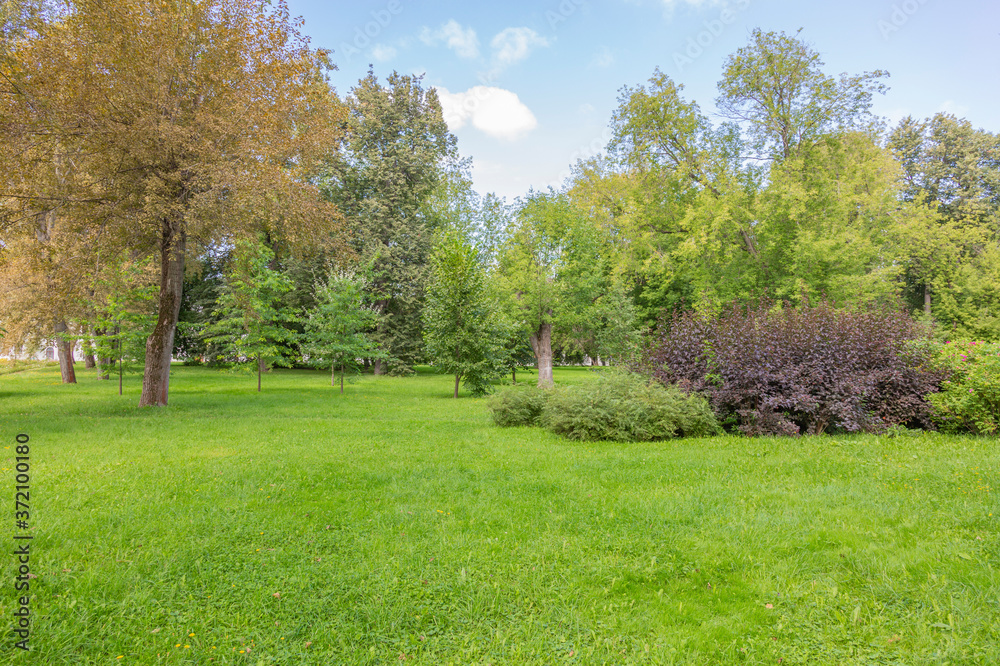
488 386 549 427
928 340 1000 435
539 372 721 442
639 301 945 436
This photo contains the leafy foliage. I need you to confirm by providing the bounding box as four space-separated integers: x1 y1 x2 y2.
175 253 226 364
928 341 1000 434
1 0 346 405
325 70 455 375
540 371 720 441
88 275 157 386
203 240 298 391
489 371 720 441
487 386 549 427
423 226 510 397
888 114 1000 339
641 301 945 435
301 268 381 393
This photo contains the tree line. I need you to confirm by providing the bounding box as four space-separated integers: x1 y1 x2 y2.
2 3 997 404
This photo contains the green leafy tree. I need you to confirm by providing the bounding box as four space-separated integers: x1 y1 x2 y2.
302 268 381 393
715 28 888 163
607 30 901 314
325 70 455 375
204 240 298 392
424 226 510 397
89 284 157 395
497 191 571 388
888 113 1000 339
174 252 226 364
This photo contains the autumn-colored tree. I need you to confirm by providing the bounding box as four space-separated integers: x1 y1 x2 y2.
1 0 346 405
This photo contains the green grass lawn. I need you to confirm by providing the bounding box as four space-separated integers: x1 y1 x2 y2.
0 363 997 665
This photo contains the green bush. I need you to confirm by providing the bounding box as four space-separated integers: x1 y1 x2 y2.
488 386 549 427
928 340 1000 435
540 372 721 442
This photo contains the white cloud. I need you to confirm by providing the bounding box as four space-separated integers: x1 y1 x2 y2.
490 27 550 67
590 46 614 69
371 44 397 62
420 20 479 59
938 100 969 117
436 86 538 141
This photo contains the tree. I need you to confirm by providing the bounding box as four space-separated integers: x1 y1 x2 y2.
423 226 510 397
1 0 346 406
716 28 888 162
498 190 610 387
174 252 226 364
325 71 455 374
88 263 158 395
324 70 455 375
888 113 1000 338
203 240 298 392
606 31 901 314
302 268 380 394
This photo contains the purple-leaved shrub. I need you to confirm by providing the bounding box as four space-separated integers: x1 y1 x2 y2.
639 301 945 436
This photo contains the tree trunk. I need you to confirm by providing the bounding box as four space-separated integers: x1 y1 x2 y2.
373 358 384 376
83 335 96 369
139 223 185 407
96 326 116 380
454 373 460 398
529 322 554 388
54 320 77 384
331 363 337 387
924 284 931 316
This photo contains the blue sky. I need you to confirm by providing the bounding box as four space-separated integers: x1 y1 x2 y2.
285 0 1000 202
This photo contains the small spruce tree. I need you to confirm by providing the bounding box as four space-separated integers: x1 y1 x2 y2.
302 268 381 394
203 239 298 392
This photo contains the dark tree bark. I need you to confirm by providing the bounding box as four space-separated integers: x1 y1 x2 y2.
83 334 96 369
139 223 185 407
54 320 77 384
529 322 554 388
454 373 460 398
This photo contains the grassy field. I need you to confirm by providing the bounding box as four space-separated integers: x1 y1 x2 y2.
0 363 997 665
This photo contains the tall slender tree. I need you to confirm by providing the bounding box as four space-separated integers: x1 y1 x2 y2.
324 70 455 375
423 226 509 397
